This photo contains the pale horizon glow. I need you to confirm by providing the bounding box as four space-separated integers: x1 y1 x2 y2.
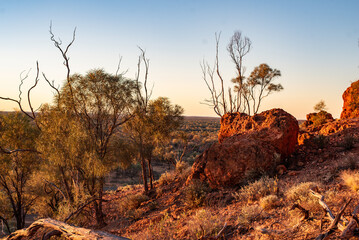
0 0 358 119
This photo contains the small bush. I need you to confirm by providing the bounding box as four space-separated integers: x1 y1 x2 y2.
341 134 356 150
313 134 329 149
187 209 223 239
158 171 176 186
175 161 190 173
183 179 210 208
311 110 331 127
233 176 278 203
119 194 149 212
341 170 359 192
237 204 263 227
286 182 321 205
259 195 280 210
157 161 191 186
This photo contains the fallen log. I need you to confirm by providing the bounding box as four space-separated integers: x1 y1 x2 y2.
310 189 359 239
4 218 130 240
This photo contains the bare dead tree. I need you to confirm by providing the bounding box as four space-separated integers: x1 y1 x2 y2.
202 31 283 117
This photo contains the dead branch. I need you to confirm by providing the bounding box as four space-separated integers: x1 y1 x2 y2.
315 199 352 240
64 197 102 223
4 218 130 240
0 146 40 155
291 204 309 221
310 190 359 239
340 204 359 239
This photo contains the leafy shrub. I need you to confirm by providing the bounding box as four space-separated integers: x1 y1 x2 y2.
341 170 359 192
233 176 278 203
311 111 330 127
259 194 280 210
187 209 223 239
237 204 263 227
183 179 210 208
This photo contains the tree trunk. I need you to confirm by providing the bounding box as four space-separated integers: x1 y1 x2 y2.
94 179 106 228
140 151 148 193
147 155 154 190
5 218 130 240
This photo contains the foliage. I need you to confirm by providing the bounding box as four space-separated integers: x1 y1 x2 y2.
311 111 331 127
36 69 137 226
0 112 40 231
314 100 327 112
123 97 184 192
183 180 210 208
202 31 283 116
313 134 329 148
340 134 356 150
233 176 278 203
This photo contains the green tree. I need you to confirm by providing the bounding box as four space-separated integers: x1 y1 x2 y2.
37 69 137 227
124 97 183 192
0 112 40 231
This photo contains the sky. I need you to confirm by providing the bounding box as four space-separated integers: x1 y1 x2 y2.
0 0 358 119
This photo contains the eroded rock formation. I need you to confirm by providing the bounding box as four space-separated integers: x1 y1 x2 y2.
341 80 359 119
187 108 299 188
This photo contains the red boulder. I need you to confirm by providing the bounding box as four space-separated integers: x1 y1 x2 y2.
341 80 359 119
187 108 299 188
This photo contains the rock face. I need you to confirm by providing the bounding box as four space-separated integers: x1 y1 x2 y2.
187 109 299 188
218 108 299 157
341 80 359 119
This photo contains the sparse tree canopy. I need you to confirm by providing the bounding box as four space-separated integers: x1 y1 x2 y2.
123 97 184 192
202 31 283 116
0 112 40 232
314 100 327 112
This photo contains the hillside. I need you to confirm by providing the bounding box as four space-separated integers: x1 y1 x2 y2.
87 118 359 239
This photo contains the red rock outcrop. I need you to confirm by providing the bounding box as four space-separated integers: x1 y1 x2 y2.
218 108 299 157
341 80 359 119
187 109 299 188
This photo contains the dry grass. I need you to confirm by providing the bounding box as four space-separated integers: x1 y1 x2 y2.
187 209 224 239
157 161 191 186
259 194 280 210
286 182 321 203
340 170 359 192
233 176 278 203
237 204 263 227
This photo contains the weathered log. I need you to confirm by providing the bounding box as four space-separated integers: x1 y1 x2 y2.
4 218 130 240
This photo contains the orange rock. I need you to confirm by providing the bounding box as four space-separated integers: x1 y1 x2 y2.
218 108 299 157
341 80 359 119
187 108 299 188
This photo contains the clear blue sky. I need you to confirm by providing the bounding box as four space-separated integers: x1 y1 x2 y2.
0 0 358 119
